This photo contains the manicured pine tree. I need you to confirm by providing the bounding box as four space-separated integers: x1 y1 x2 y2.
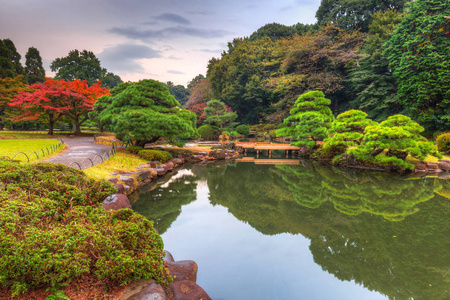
277 90 334 149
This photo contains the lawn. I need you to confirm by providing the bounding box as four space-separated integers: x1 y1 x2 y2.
83 151 149 180
0 139 64 162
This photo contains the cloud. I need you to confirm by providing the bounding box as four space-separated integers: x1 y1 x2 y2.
153 13 191 25
187 10 215 16
167 70 185 74
199 48 224 53
98 43 161 73
109 26 231 41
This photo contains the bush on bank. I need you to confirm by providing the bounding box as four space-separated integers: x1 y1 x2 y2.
0 159 170 296
137 150 172 163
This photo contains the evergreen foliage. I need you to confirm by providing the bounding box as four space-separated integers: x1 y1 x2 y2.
0 40 16 79
197 124 218 140
236 124 250 136
2 39 24 77
249 23 296 41
436 133 450 154
0 159 170 296
203 100 238 129
277 91 334 149
385 0 450 131
165 81 190 107
137 150 172 163
25 47 46 84
94 79 198 147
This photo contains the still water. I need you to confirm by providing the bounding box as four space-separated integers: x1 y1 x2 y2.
131 159 450 300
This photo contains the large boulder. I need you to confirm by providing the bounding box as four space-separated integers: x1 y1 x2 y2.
167 260 198 282
156 168 166 175
120 176 135 187
168 281 211 300
107 177 118 184
114 183 125 194
438 162 450 171
164 250 175 263
172 158 184 165
127 281 167 300
136 170 152 180
102 194 131 211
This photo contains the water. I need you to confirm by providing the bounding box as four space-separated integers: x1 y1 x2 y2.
132 159 450 300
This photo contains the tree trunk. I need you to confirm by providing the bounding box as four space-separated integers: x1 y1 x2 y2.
370 148 384 157
48 114 54 135
135 137 160 148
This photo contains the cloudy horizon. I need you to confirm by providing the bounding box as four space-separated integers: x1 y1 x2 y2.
1 0 321 86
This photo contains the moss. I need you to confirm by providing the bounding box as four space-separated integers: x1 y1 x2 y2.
138 150 172 163
0 159 170 296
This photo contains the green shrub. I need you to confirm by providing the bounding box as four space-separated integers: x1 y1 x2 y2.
436 133 450 154
198 125 218 140
124 146 144 155
236 125 250 136
229 131 239 137
138 150 172 162
0 159 170 296
263 124 276 131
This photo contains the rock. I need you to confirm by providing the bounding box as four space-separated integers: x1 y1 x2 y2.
114 183 125 194
425 162 439 170
167 260 198 282
107 177 119 184
438 159 450 163
218 150 226 159
198 152 207 156
156 168 166 175
208 150 218 158
124 185 130 191
438 162 450 171
102 194 131 211
149 168 158 177
148 161 161 168
120 176 135 187
163 162 174 171
135 166 143 170
414 162 427 171
139 164 149 168
137 170 152 180
164 250 175 263
110 172 118 176
191 155 204 161
168 281 211 300
127 281 167 300
172 158 184 165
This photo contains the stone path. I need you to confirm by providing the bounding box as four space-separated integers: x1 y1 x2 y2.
42 136 113 170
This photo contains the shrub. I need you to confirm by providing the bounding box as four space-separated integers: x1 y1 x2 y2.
229 131 239 137
236 124 250 136
124 146 144 155
263 124 276 131
436 133 450 154
138 150 172 162
198 125 218 140
0 159 170 296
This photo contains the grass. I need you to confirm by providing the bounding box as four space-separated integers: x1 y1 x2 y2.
0 139 64 162
83 151 148 180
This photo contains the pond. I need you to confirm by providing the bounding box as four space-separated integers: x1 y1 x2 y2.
131 159 450 300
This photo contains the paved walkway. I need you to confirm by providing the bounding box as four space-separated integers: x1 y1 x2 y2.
42 136 113 170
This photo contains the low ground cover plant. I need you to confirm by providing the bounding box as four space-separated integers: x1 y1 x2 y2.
0 159 170 296
137 150 172 163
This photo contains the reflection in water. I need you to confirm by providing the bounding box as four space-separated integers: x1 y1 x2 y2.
133 161 450 300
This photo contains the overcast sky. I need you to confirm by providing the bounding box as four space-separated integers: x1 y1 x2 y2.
0 0 321 86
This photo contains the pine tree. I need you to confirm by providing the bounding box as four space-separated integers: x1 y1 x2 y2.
25 47 46 84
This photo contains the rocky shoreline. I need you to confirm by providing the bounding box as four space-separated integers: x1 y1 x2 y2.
100 147 240 300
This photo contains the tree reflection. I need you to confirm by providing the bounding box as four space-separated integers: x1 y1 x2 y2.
131 169 198 234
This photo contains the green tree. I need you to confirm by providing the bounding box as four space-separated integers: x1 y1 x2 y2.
25 47 46 84
0 75 31 129
94 79 198 147
277 91 334 149
348 114 441 170
203 100 238 129
316 0 408 32
165 81 190 107
3 39 24 77
249 23 296 41
99 72 123 89
348 9 405 121
385 0 450 132
51 49 105 85
0 40 16 79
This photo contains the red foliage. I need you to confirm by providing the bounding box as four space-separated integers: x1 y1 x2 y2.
188 102 207 124
9 78 109 134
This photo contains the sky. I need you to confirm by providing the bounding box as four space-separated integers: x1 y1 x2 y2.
0 0 322 86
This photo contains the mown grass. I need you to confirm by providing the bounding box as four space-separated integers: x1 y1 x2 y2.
83 151 148 180
0 139 64 162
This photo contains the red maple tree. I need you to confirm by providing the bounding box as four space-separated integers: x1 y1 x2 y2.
9 78 109 134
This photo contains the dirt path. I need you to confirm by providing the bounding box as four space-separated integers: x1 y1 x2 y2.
42 136 113 170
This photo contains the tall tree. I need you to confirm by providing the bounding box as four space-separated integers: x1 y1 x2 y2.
348 9 405 121
249 23 296 41
3 39 24 77
316 0 408 32
25 47 46 84
99 72 123 89
0 75 31 129
94 79 198 147
165 81 190 107
385 0 450 132
0 40 16 79
50 49 105 85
